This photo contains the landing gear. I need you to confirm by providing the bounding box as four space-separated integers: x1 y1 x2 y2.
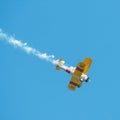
77 85 81 88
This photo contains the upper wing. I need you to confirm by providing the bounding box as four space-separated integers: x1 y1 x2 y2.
83 58 92 74
68 62 85 91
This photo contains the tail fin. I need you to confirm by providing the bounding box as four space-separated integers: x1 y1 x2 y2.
56 65 61 70
56 58 64 70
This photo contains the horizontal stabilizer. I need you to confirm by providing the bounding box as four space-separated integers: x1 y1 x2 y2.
56 65 61 70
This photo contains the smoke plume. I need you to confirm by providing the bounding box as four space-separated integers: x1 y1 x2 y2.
0 29 75 72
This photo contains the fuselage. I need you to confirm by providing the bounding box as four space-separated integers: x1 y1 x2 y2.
60 65 89 82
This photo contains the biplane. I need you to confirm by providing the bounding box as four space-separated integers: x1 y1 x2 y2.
55 58 92 91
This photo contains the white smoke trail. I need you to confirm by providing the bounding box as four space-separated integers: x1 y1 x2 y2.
0 29 55 62
0 29 75 72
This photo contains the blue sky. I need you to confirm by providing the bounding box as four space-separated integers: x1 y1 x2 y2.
0 0 120 120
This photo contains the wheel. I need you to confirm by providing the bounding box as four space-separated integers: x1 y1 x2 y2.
77 85 81 88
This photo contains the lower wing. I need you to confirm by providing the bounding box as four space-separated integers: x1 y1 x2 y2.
68 76 82 91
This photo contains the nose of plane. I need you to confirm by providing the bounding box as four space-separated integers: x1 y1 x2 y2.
85 77 90 82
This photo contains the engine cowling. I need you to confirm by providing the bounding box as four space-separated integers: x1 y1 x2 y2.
85 77 89 82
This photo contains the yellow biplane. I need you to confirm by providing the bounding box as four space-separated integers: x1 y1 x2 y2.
55 58 92 91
